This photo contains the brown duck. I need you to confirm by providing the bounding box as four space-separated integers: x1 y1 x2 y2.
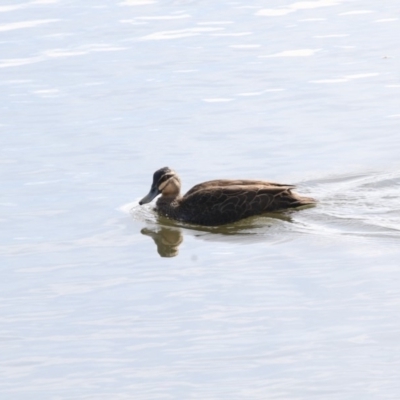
139 167 315 226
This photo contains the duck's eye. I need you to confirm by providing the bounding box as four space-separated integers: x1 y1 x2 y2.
158 174 173 185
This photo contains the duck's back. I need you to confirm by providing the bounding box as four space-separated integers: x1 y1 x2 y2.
185 179 294 197
178 181 314 226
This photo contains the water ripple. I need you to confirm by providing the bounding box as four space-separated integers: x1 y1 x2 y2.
140 27 224 40
0 19 59 32
256 0 340 17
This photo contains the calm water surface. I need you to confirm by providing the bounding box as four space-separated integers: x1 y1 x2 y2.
1 0 400 398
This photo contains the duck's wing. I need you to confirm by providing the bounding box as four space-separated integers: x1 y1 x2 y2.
180 185 314 226
185 179 295 197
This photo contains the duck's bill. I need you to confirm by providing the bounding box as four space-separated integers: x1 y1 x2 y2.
139 187 159 205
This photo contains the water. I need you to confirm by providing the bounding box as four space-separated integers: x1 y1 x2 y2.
1 0 400 398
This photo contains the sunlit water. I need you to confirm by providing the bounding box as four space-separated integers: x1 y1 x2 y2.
1 0 400 398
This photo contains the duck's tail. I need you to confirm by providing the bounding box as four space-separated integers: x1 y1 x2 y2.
291 191 316 207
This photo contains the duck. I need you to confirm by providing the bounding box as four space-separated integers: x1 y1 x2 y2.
139 167 315 226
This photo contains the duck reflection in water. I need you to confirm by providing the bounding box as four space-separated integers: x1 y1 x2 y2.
141 226 183 257
140 211 296 258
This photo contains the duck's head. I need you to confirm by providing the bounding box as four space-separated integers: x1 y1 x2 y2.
139 167 181 205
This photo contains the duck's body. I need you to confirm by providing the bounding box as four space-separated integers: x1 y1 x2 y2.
139 167 315 226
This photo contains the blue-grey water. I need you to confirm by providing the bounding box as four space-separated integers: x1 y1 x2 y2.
1 0 400 399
